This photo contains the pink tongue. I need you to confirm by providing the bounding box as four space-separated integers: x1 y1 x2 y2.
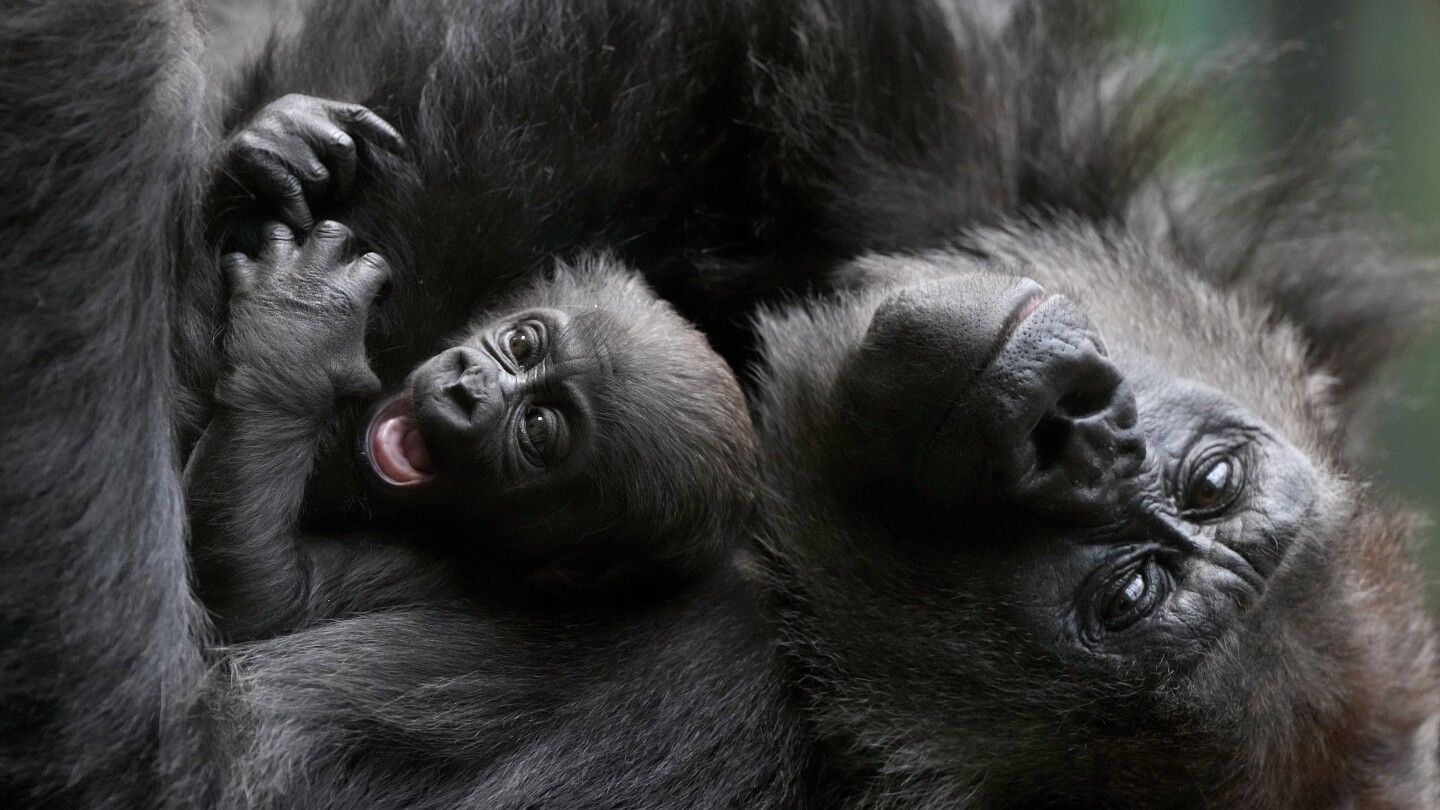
369 398 434 485
402 423 432 472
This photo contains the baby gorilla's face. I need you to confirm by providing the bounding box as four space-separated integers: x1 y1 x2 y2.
352 259 757 582
363 306 622 553
368 307 602 491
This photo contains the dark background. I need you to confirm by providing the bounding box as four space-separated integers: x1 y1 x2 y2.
1124 0 1440 597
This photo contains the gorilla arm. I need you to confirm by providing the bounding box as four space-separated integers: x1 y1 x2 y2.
184 220 430 641
1 3 807 805
0 2 214 803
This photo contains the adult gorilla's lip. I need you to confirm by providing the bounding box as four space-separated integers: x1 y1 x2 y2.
942 281 1050 406
366 394 434 487
1001 287 1049 341
921 282 1059 466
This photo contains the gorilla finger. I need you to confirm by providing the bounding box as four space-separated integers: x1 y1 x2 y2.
346 252 392 299
306 220 354 263
245 153 315 232
336 103 406 154
220 253 258 293
287 151 332 203
261 222 297 250
259 223 298 265
312 127 358 198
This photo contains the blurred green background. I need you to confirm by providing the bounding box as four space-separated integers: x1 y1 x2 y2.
1125 1 1440 597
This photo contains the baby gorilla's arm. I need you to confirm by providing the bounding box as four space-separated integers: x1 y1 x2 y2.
187 221 389 640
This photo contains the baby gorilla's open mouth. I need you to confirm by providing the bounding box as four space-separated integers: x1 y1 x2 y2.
367 394 434 486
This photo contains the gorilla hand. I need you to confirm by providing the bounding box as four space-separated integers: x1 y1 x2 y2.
221 94 405 231
194 221 390 639
219 221 391 411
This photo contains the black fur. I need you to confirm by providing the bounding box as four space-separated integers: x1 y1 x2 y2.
735 1 1440 807
188 217 759 638
0 2 212 804
0 2 807 807
3 0 1437 807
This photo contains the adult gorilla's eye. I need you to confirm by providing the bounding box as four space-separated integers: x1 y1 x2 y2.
520 407 558 463
1100 559 1166 630
505 323 544 368
1182 453 1243 518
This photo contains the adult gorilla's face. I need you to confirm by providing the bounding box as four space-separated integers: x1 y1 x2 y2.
843 267 1320 653
750 226 1419 806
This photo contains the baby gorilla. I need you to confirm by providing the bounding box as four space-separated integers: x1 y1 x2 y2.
186 223 756 641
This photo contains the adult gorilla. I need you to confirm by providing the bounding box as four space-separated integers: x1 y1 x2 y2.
209 0 1438 806
4 2 1438 810
737 2 1440 807
0 3 806 808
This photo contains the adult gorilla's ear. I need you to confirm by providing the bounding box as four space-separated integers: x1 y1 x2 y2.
1130 164 1440 419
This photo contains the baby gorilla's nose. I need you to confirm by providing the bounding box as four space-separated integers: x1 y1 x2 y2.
435 346 505 428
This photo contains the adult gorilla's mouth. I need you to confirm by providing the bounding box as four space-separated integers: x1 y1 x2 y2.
1002 287 1049 341
917 283 1050 442
367 394 434 486
923 280 1051 432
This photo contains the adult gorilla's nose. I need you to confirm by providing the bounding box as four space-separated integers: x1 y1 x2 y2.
841 273 1045 419
831 272 1046 511
911 292 1145 524
983 296 1145 518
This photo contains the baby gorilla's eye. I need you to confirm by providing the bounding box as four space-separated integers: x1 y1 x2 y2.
505 322 544 368
1182 452 1243 518
1100 558 1167 630
520 407 558 464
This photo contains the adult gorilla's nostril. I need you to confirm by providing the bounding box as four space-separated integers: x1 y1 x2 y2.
1010 343 1144 516
1030 359 1136 469
1055 379 1120 420
1031 413 1071 470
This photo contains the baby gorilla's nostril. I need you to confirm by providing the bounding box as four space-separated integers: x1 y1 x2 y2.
449 347 472 377
443 379 475 418
459 367 490 398
435 346 491 419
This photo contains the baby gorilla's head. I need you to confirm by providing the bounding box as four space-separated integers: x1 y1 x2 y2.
365 255 756 587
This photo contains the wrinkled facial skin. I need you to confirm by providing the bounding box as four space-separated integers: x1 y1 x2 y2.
415 308 600 488
998 368 1321 670
752 233 1436 807
363 306 611 544
825 264 1318 673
